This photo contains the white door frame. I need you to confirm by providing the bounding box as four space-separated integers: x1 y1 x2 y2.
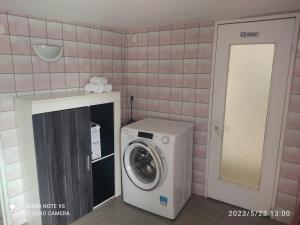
205 13 300 216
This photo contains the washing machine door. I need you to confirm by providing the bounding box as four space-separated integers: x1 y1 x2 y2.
123 140 165 191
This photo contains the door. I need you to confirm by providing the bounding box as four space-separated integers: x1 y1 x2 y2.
123 140 165 191
32 107 93 225
208 18 297 211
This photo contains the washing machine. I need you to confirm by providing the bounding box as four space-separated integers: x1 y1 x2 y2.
121 118 194 219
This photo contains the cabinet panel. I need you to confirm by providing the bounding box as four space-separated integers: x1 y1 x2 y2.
90 103 114 157
92 156 115 206
32 107 92 225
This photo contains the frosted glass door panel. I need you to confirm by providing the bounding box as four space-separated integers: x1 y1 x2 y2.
220 44 275 189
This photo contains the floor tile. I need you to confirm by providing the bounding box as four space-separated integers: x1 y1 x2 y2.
260 218 286 225
126 213 169 225
189 198 227 223
173 212 213 225
216 213 262 225
103 199 142 224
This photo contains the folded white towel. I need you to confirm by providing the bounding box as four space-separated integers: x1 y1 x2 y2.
84 83 104 93
103 84 112 92
90 76 108 85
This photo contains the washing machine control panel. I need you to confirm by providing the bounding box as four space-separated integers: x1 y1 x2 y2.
122 129 170 145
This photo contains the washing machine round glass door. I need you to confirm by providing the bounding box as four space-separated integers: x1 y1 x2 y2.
123 140 165 191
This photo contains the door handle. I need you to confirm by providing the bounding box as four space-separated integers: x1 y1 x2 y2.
86 155 91 171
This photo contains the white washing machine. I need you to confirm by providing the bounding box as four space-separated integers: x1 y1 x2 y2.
121 118 194 219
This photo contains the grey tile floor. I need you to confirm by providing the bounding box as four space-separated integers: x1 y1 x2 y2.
71 196 286 225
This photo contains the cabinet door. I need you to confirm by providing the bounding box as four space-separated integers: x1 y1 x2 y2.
32 107 92 225
92 155 115 206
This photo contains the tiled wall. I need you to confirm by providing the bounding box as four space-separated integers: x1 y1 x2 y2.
0 10 300 225
0 12 127 224
123 22 214 198
122 23 300 223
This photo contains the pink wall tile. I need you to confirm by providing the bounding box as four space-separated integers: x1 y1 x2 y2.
32 56 49 73
0 14 9 35
198 43 213 58
196 89 210 103
276 192 297 211
63 24 77 41
171 60 184 74
159 60 171 73
66 73 79 88
199 26 214 43
102 59 112 72
193 144 206 158
0 111 15 130
284 129 300 148
15 74 34 91
77 26 90 42
8 15 29 36
137 86 147 98
170 88 183 101
78 42 90 58
47 22 62 39
194 130 207 145
185 28 199 44
137 73 148 85
10 36 31 55
183 74 197 88
90 28 101 44
278 177 299 196
102 30 113 45
64 41 78 57
159 100 170 113
128 47 137 59
197 59 212 73
147 60 159 73
65 57 78 72
182 102 195 116
138 33 148 47
172 45 185 59
0 74 15 93
184 44 198 58
0 35 11 54
172 29 185 45
184 59 197 73
33 73 50 90
50 73 66 89
49 58 65 73
78 58 91 72
283 146 300 165
170 101 182 114
0 55 13 73
148 46 159 59
195 103 208 117
159 87 171 100
148 32 159 46
91 44 101 59
287 112 300 130
194 117 208 131
197 74 211 89
137 98 147 111
148 74 158 86
127 73 138 85
183 88 196 102
13 55 32 73
148 86 158 99
280 161 300 180
160 30 171 45
113 33 122 47
138 47 148 59
102 45 113 59
289 95 300 113
29 19 46 38
160 45 172 59
158 74 171 86
148 99 158 111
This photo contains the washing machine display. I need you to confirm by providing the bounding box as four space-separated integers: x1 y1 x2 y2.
123 140 165 191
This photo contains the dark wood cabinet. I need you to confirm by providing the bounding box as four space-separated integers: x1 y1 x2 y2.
32 107 93 225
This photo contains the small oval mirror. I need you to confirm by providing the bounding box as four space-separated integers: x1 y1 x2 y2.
33 45 63 62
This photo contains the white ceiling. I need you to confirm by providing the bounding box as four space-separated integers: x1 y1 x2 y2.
1 0 300 28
